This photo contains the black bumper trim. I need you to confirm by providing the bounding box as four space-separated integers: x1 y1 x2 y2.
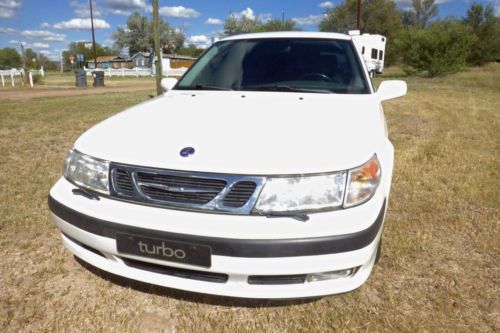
48 195 385 258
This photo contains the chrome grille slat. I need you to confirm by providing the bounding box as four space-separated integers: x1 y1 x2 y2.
110 163 266 214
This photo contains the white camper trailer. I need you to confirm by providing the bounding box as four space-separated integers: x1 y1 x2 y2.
350 31 386 77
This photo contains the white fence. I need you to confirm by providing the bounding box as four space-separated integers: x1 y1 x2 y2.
83 67 188 78
0 67 45 87
83 67 152 77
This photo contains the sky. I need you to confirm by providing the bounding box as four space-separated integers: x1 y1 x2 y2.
0 0 499 61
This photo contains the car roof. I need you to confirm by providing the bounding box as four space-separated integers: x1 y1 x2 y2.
221 31 351 42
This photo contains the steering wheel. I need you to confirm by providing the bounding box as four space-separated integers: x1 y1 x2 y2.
299 72 331 82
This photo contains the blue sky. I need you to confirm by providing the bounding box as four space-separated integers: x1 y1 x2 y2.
0 0 498 60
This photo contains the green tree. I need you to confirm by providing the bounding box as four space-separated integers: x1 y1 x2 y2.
262 19 299 32
397 20 475 77
0 47 21 69
178 43 205 57
24 48 37 69
223 16 299 35
112 11 186 55
62 41 114 68
37 53 57 71
403 0 438 28
224 15 262 35
463 3 500 65
319 0 403 64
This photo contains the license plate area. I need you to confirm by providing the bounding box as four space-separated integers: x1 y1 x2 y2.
116 233 212 268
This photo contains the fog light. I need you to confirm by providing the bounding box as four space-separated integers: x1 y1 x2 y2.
306 267 358 282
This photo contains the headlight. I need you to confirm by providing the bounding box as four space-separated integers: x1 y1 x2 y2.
254 154 381 214
254 173 347 213
344 155 381 207
63 149 110 194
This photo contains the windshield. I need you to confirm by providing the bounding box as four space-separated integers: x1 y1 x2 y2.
176 38 370 94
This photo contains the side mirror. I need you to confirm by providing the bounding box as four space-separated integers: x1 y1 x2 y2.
377 80 407 101
161 78 177 92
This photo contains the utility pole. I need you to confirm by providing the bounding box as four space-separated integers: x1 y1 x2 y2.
153 0 162 95
60 51 64 73
356 0 361 30
89 0 98 69
20 43 28 85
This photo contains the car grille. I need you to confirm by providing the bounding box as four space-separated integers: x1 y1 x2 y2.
109 163 265 214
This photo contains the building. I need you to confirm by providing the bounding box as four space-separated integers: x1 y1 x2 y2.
87 56 131 69
128 52 151 68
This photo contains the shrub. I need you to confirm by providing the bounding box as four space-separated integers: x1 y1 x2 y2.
397 20 476 77
31 74 43 84
463 3 500 66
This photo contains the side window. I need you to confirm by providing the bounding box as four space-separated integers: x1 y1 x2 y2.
379 50 383 60
371 48 378 59
362 46 365 54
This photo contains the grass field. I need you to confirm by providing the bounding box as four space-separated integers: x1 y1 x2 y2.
0 65 498 332
1 71 156 90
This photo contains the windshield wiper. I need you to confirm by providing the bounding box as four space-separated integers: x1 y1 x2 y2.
242 85 333 94
188 84 232 91
260 211 310 222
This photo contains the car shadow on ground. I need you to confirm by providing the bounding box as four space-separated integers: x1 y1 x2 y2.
74 256 321 307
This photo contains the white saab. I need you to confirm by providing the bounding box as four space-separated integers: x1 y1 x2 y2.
49 32 406 299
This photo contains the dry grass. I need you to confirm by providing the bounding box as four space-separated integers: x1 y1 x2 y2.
0 64 499 332
0 71 155 91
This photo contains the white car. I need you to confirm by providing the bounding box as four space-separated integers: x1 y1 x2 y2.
49 32 406 299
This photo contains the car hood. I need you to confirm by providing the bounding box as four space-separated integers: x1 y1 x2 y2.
75 90 384 175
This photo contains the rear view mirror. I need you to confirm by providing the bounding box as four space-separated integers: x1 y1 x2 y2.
377 80 407 101
161 78 177 92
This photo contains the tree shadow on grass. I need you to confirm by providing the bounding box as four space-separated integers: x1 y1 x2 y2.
74 256 321 308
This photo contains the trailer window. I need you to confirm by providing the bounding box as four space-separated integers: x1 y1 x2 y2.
362 46 365 54
371 48 378 59
379 50 383 60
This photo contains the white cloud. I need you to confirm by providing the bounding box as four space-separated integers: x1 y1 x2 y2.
105 0 147 15
70 0 102 17
21 30 66 42
495 3 500 16
40 22 50 28
9 40 50 50
0 0 22 19
319 1 335 9
53 18 111 30
9 39 25 45
187 35 208 43
232 7 255 20
229 8 271 21
187 34 211 48
0 0 21 8
39 49 60 61
0 27 16 33
205 17 223 25
32 42 49 49
158 6 200 18
292 14 324 25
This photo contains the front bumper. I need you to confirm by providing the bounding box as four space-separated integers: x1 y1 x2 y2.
49 177 387 299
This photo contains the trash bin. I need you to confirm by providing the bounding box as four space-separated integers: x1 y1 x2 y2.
74 69 87 87
92 70 105 87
